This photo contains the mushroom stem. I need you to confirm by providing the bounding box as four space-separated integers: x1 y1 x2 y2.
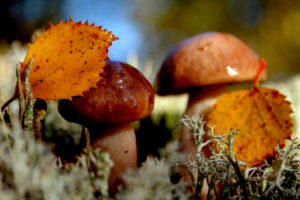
180 84 227 155
179 84 227 200
86 123 137 195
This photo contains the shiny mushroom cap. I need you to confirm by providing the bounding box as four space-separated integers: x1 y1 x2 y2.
58 61 154 124
155 32 266 95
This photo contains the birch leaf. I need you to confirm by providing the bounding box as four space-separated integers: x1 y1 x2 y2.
21 18 118 100
207 86 294 167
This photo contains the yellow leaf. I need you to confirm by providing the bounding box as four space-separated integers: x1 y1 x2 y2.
21 18 118 100
207 87 294 167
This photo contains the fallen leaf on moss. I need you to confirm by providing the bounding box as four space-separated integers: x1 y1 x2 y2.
21 18 118 100
207 86 294 167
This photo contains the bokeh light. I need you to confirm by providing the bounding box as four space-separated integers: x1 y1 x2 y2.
62 0 144 61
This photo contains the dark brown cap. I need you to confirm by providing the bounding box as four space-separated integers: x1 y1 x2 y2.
58 61 154 124
155 32 266 95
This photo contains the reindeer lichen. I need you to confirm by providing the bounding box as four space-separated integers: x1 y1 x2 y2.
178 115 300 200
0 121 112 200
117 157 190 200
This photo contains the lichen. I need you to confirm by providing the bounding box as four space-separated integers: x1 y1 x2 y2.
116 157 190 200
0 122 112 200
178 115 300 199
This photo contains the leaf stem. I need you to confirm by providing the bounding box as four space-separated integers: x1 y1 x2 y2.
253 58 266 88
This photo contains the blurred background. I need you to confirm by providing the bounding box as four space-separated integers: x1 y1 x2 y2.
1 0 300 163
1 0 300 80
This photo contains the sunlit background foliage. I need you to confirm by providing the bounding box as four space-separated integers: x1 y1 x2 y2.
1 0 300 79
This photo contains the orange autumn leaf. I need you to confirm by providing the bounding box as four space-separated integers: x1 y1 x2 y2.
21 18 118 100
207 86 294 167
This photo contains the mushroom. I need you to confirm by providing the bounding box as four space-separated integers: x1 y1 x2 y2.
154 32 266 198
58 60 154 194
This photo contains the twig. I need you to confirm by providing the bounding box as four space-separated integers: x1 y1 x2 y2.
83 126 91 170
227 155 249 200
16 65 25 122
0 110 5 129
0 109 12 148
84 126 91 150
7 106 14 129
23 58 35 133
33 99 47 141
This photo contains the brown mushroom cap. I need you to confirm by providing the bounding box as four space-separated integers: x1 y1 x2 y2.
58 61 154 124
155 32 266 95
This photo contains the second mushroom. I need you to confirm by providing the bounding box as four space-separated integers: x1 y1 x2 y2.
154 32 266 199
155 32 266 157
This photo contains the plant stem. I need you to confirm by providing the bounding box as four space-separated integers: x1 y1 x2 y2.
0 110 5 126
23 58 35 134
16 65 25 122
33 99 47 141
7 106 14 129
84 126 91 150
227 155 249 200
83 126 91 170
